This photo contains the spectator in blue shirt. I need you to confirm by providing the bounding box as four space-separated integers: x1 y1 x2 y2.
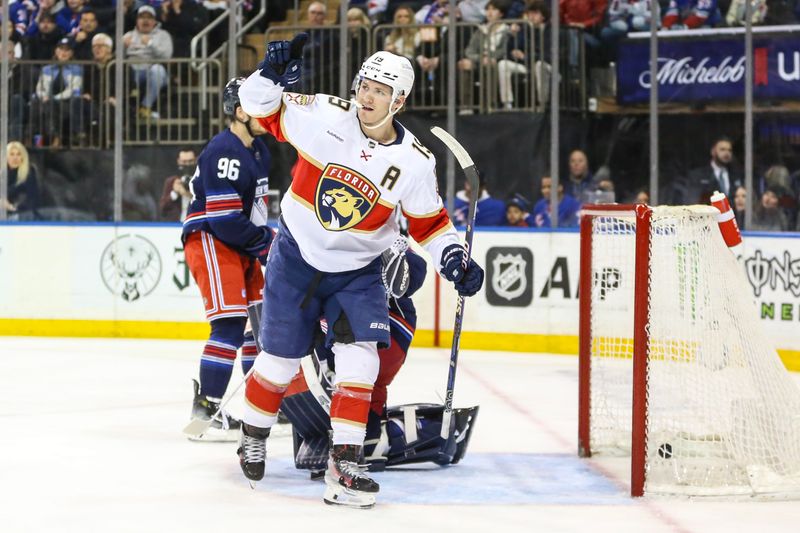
9 0 34 37
533 175 581 228
453 172 507 226
25 0 64 37
56 0 87 36
565 148 594 201
31 37 85 147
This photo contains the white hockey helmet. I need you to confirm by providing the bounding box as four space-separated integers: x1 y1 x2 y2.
357 51 415 107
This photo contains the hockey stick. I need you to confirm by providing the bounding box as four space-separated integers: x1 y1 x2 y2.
181 303 262 438
429 126 480 440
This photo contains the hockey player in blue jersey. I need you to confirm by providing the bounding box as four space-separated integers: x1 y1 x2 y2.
181 77 275 441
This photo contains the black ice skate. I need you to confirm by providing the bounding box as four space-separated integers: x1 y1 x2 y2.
323 444 380 509
237 423 270 489
187 379 241 442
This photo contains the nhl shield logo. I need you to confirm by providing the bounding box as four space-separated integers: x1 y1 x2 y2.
316 163 379 231
492 253 527 301
486 247 533 307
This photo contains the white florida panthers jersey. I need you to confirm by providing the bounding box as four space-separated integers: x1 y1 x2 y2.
239 72 460 273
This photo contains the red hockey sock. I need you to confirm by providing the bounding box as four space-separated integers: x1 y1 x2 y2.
330 385 373 428
244 371 288 417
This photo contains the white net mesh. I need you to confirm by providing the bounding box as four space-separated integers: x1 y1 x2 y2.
588 212 637 455
588 205 800 497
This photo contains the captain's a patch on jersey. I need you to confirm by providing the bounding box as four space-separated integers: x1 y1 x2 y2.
285 93 315 106
315 164 379 231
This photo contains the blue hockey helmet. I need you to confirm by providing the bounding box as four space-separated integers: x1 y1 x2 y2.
222 77 246 116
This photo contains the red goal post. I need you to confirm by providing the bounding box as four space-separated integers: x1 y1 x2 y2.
578 204 800 499
578 204 650 496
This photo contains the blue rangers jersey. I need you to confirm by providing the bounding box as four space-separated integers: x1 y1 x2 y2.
182 128 273 258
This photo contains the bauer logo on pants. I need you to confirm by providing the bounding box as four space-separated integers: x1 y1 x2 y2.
100 234 163 301
486 247 533 307
316 163 380 231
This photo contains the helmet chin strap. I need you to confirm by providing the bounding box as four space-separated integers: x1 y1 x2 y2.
360 104 401 131
351 98 403 132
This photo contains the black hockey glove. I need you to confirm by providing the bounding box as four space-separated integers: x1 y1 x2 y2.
259 32 308 87
246 226 276 266
440 244 484 297
381 236 410 299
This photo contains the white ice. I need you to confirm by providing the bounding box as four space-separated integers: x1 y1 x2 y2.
2 337 800 533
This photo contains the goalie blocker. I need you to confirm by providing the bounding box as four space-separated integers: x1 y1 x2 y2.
282 348 479 474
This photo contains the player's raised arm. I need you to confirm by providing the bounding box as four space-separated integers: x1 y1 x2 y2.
239 33 307 125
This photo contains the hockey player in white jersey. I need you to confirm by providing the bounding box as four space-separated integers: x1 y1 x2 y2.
236 33 484 508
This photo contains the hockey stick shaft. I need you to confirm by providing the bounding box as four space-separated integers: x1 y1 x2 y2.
430 127 480 440
181 302 263 438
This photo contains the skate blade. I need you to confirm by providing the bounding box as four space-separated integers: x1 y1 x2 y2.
323 483 376 509
248 480 257 490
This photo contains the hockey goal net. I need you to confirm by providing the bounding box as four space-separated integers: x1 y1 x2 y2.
578 204 800 498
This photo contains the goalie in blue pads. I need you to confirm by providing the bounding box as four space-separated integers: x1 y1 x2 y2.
279 236 479 476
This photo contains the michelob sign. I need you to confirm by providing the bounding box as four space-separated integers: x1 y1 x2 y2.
617 30 800 104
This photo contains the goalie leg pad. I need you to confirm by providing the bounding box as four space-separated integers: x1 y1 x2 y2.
293 433 330 472
371 404 479 469
281 378 331 439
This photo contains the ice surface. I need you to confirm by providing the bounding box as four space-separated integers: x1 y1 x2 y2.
2 337 800 533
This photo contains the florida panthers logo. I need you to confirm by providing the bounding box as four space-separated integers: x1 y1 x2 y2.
315 164 379 231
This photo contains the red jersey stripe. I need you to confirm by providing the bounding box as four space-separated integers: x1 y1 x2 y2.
354 202 394 232
290 155 324 206
404 207 453 245
254 104 286 142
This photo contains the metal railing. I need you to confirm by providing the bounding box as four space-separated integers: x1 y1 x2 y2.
4 24 586 151
190 0 267 67
6 58 223 149
107 58 224 146
9 59 103 149
369 21 586 113
267 22 587 113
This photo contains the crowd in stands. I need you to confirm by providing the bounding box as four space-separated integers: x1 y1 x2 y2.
443 136 800 231
4 0 800 229
6 0 800 133
5 0 220 147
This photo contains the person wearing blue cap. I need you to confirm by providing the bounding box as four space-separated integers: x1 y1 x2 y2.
505 194 534 227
